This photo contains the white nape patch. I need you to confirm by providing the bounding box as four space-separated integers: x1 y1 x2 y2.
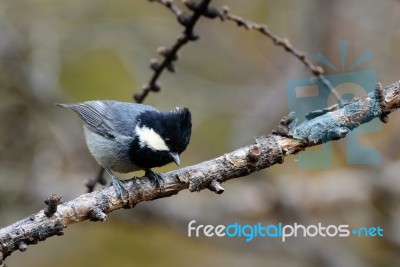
135 125 169 151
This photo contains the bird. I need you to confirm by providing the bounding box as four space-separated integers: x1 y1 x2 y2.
56 100 192 198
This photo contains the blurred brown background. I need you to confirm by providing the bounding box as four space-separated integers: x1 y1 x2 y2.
1 0 400 266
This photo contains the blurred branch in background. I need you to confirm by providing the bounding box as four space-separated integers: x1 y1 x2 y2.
147 0 340 103
1 80 400 264
135 0 212 103
217 5 342 105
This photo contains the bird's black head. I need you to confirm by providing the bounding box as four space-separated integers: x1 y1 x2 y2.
130 107 192 169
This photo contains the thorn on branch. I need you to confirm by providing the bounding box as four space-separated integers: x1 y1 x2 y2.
208 180 225 194
44 194 62 218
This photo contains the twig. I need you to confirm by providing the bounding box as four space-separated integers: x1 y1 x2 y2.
134 0 213 103
218 6 343 106
1 81 400 263
44 194 62 218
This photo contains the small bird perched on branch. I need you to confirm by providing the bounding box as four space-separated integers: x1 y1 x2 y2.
57 100 192 198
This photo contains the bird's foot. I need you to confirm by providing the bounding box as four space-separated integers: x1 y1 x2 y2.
145 169 164 189
102 166 129 200
111 176 129 200
86 167 107 193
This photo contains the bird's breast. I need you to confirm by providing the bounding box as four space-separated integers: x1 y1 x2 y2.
84 126 140 173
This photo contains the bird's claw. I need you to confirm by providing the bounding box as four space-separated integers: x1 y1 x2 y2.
111 177 129 200
145 169 164 189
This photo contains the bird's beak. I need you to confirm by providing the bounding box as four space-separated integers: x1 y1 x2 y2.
170 152 180 166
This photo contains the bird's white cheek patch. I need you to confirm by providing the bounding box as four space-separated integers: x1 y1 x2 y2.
135 125 169 151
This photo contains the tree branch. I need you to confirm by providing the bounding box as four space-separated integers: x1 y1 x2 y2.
134 0 213 103
218 5 342 105
1 81 400 264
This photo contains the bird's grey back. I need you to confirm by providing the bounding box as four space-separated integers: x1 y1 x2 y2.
57 100 158 138
109 101 158 136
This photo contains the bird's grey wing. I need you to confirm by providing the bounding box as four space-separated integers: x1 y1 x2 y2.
56 100 116 138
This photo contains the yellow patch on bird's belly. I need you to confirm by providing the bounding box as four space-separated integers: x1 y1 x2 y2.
135 125 169 151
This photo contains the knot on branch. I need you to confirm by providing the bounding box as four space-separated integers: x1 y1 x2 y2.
89 207 107 222
183 0 199 11
150 58 161 72
247 145 261 166
157 46 179 61
375 82 389 123
190 172 225 194
255 135 284 165
183 0 219 19
272 111 297 138
188 171 206 192
54 219 65 236
208 180 225 194
177 12 191 27
203 8 220 19
187 170 226 195
18 242 27 252
44 194 62 218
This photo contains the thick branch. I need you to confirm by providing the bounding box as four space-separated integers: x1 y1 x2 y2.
1 81 400 264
